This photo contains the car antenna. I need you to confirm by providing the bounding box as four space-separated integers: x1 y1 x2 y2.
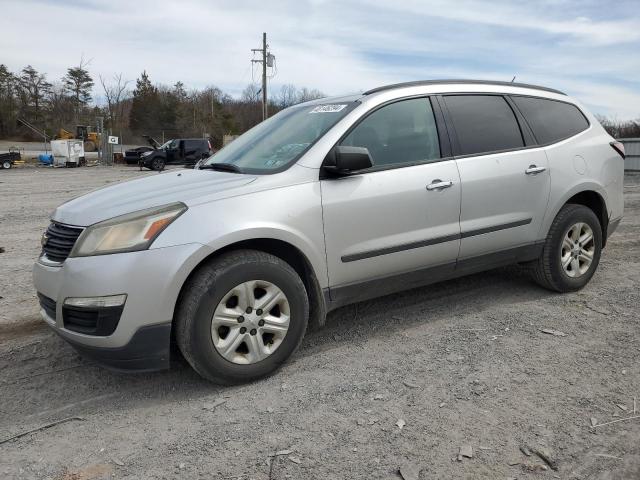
511 76 516 83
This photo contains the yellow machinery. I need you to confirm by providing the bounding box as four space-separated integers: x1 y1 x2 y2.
57 125 101 152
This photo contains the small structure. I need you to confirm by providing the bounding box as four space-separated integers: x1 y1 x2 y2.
619 138 640 171
51 139 85 168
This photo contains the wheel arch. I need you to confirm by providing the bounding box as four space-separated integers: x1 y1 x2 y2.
547 187 609 247
173 238 327 335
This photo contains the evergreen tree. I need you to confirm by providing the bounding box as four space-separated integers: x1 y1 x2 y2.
129 71 160 135
0 65 17 137
62 60 94 120
18 65 51 122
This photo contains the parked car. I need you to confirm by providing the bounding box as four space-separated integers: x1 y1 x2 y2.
124 136 160 164
124 146 154 164
139 138 212 171
34 80 624 384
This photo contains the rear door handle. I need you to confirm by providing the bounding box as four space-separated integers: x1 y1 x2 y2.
426 179 453 191
525 165 546 175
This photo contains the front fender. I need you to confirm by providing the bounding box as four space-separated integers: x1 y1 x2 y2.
152 181 328 288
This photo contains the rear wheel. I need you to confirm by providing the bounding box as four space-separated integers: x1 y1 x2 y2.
175 250 309 384
530 204 602 292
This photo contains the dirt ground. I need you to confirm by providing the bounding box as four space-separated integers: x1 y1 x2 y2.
1 165 639 480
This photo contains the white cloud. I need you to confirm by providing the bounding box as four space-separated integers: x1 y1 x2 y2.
0 0 638 119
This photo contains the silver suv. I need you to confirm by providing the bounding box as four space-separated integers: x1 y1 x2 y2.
33 80 625 384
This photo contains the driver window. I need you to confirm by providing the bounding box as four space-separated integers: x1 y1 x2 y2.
341 97 441 168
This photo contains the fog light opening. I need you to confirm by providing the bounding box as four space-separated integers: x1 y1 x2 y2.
63 294 127 308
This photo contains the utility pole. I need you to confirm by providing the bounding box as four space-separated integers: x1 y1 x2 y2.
251 32 273 121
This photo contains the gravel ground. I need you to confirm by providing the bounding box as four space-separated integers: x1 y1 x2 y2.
1 166 639 479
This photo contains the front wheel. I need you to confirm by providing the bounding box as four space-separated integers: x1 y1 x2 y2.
530 204 602 292
175 250 309 384
152 157 165 171
2 160 11 169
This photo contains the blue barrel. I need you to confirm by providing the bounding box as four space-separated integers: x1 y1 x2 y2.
38 154 53 165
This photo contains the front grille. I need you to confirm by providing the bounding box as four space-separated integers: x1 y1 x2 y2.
42 222 83 263
63 305 123 336
37 293 57 320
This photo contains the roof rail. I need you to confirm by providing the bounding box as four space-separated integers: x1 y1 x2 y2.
363 79 566 96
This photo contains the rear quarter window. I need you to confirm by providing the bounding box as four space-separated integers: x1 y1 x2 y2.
512 96 589 145
444 95 524 156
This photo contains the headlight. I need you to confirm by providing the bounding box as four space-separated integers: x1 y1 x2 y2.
70 202 187 257
141 151 152 157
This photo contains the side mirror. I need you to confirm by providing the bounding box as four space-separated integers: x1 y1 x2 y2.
323 146 373 175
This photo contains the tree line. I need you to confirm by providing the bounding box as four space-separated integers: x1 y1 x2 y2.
0 63 324 148
1 62 638 147
595 115 640 139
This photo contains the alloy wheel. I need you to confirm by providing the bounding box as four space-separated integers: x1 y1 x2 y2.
560 222 595 278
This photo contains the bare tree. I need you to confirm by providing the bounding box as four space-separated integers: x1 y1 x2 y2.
297 87 325 103
277 84 298 108
596 114 640 139
99 73 130 134
48 82 75 129
241 83 261 104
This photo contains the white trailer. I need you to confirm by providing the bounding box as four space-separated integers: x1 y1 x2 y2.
51 139 85 167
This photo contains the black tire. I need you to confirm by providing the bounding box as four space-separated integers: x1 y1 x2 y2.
530 204 602 292
2 160 11 169
152 157 165 171
175 250 309 384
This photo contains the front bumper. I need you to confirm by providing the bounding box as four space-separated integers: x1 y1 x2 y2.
58 322 172 372
33 242 209 371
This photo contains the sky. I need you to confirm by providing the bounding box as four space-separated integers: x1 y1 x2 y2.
1 0 639 119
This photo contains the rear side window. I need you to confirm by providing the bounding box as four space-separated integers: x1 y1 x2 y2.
444 95 524 156
341 97 441 168
184 140 200 150
512 96 589 145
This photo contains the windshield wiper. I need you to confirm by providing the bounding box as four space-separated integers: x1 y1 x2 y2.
199 163 244 174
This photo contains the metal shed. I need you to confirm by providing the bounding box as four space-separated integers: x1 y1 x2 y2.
620 138 640 171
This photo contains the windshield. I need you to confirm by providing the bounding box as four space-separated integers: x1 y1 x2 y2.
160 139 179 150
202 102 358 174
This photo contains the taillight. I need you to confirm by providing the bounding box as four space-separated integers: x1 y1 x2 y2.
610 141 625 159
208 140 212 151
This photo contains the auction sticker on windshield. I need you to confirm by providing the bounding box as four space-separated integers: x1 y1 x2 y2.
309 104 348 113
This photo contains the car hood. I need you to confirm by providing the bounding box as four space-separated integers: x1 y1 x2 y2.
52 169 257 226
143 135 161 148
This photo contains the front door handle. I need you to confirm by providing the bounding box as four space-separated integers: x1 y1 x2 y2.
426 179 453 191
525 165 546 175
